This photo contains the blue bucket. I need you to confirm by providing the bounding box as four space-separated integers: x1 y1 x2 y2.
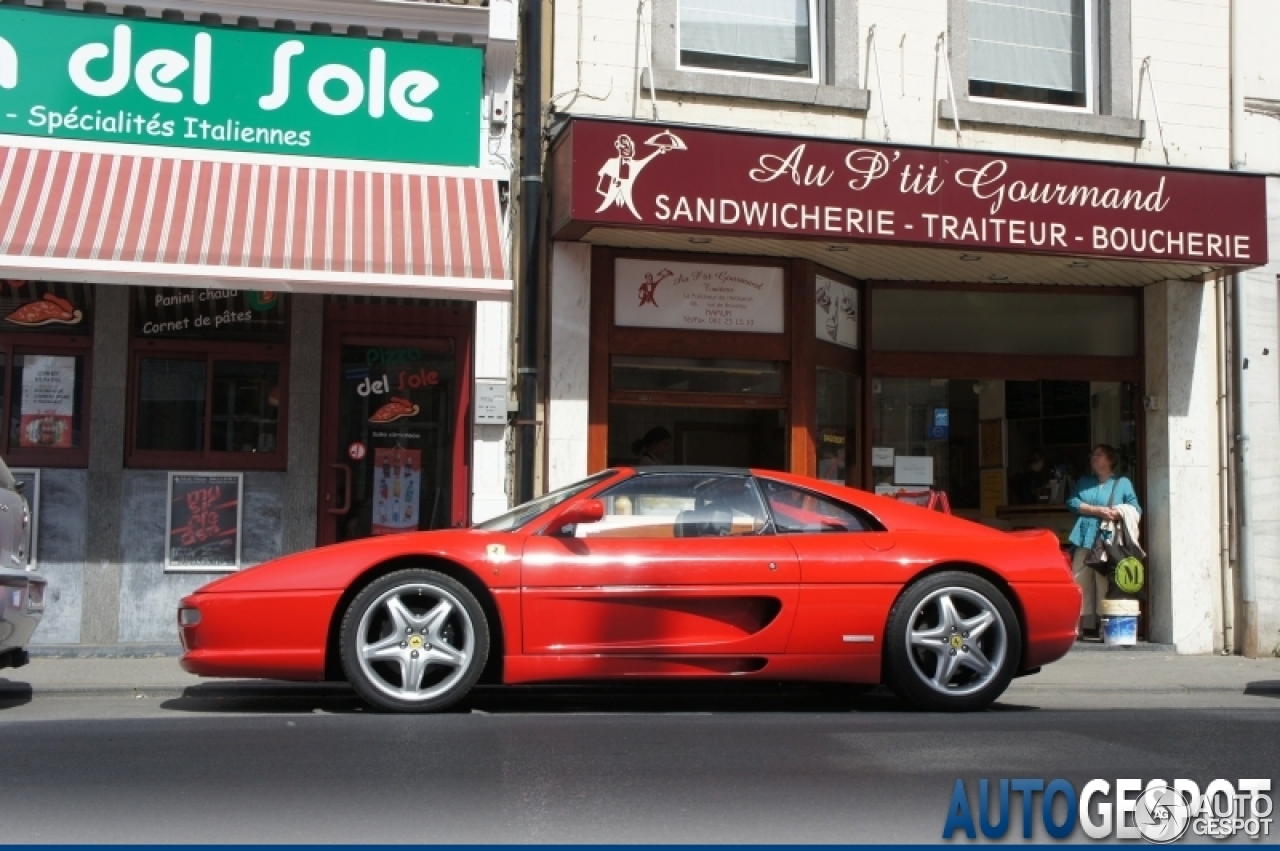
1099 615 1138 646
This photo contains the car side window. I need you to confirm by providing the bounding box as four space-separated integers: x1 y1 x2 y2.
760 480 878 534
582 473 770 539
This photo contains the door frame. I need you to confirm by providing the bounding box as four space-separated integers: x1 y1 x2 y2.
317 304 474 545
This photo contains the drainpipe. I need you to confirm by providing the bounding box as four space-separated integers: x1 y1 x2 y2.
515 0 543 504
1228 0 1259 657
1215 276 1235 653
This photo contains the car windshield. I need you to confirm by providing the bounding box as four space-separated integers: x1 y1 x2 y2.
473 471 616 532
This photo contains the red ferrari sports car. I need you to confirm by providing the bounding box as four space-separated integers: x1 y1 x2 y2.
178 467 1081 712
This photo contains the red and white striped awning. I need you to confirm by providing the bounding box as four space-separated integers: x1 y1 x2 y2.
0 136 511 300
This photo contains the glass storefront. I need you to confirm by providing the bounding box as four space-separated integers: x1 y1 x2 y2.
872 378 1139 529
815 367 858 485
868 284 1143 522
587 250 1145 548
608 404 787 469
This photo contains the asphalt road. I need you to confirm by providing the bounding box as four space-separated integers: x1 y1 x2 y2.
0 684 1276 843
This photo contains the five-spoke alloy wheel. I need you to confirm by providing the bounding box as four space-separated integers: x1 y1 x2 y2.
884 571 1021 711
340 569 489 713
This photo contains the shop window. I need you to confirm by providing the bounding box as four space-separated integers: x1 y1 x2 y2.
0 282 94 468
609 404 787 470
137 359 206 452
872 378 979 509
816 367 858 485
678 0 820 81
872 289 1138 357
873 377 1138 529
132 354 282 465
612 356 783 396
129 288 287 470
968 0 1093 109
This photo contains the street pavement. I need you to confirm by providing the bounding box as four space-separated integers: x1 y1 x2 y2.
0 650 1276 843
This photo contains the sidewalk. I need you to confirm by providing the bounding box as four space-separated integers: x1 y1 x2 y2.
0 656 351 700
3 646 1278 704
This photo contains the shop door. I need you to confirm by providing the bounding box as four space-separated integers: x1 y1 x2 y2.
320 334 468 545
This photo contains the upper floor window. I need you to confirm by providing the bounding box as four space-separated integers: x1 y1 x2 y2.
678 0 820 81
968 0 1092 109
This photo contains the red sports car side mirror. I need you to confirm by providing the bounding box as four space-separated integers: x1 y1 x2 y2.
553 499 605 533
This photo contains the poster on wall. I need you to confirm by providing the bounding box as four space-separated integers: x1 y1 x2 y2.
19 355 76 448
815 276 858 349
166 473 243 571
614 259 785 334
10 468 38 569
371 447 422 536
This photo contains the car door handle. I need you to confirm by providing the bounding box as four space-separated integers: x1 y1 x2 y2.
328 463 353 516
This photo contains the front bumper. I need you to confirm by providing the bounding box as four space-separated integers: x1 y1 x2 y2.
0 571 45 665
177 589 339 681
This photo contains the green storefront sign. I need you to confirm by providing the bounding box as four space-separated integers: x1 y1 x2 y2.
0 6 482 166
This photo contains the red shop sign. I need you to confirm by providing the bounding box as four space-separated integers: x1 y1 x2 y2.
551 118 1268 268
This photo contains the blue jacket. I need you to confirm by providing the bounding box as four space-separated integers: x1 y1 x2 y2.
1067 475 1141 549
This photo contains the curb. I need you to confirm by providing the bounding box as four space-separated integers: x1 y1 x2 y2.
3 680 1276 700
28 644 184 658
1010 682 1280 695
0 681 355 700
1069 640 1178 653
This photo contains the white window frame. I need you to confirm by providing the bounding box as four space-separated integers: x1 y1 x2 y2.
675 0 824 85
967 0 1096 115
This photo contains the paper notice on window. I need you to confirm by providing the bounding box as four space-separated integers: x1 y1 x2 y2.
19 355 75 448
980 469 1005 517
372 447 422 536
894 455 934 486
871 447 895 468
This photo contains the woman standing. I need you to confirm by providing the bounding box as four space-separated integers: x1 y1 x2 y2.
1066 444 1141 635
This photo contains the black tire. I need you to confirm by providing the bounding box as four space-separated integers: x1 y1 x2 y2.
340 568 489 713
883 571 1021 711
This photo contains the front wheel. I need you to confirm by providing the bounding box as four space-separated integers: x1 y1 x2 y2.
884 571 1021 711
340 568 489 713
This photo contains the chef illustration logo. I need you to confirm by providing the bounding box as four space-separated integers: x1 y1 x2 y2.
636 268 673 308
595 130 686 219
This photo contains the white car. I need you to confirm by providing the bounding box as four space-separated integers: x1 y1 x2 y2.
0 458 42 670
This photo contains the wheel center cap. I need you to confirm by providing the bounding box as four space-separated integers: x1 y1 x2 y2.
950 634 964 650
408 635 425 650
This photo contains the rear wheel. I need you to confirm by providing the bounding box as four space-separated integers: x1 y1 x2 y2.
340 568 489 713
884 571 1020 711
